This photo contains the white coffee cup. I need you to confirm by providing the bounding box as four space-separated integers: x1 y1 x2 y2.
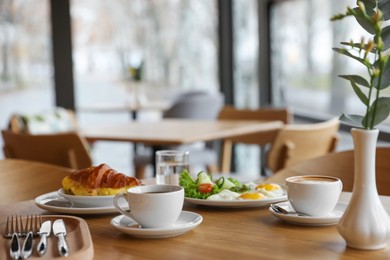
285 175 343 217
114 185 184 228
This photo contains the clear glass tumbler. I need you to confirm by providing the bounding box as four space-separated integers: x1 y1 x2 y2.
155 150 189 185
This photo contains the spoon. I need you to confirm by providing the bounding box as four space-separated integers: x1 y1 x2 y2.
270 203 309 216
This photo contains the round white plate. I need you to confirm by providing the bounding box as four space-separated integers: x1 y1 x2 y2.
34 191 127 215
57 188 115 207
110 211 203 238
269 201 347 226
185 194 288 208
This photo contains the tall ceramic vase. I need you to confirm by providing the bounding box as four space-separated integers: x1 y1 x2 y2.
337 128 390 250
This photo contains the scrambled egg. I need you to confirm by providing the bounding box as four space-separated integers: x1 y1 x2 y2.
62 176 130 196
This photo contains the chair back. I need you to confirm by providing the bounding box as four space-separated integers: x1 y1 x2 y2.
265 147 390 196
163 91 224 120
217 105 291 173
218 105 292 145
2 130 92 170
267 117 340 173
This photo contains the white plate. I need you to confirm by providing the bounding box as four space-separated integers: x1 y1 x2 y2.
185 194 288 208
110 211 203 238
269 201 347 226
34 191 127 215
57 188 115 207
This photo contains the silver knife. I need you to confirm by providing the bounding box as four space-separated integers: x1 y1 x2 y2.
21 231 33 259
53 219 69 257
10 232 20 260
37 220 51 256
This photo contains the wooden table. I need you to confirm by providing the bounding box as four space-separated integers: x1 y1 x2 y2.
0 159 389 259
0 193 389 259
78 100 170 120
81 119 283 172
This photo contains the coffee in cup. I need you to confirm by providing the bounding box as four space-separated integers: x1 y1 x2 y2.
114 184 184 228
285 175 342 217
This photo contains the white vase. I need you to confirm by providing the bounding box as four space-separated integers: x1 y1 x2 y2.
337 128 390 250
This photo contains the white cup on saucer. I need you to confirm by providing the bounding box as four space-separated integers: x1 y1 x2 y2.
113 185 184 228
285 175 343 217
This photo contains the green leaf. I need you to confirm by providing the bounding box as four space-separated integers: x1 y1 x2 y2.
380 57 390 89
332 48 371 67
379 0 390 21
339 114 365 128
339 75 369 105
367 97 390 127
380 26 390 51
351 7 376 34
360 0 377 10
339 74 370 87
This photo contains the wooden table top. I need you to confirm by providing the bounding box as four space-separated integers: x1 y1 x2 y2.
0 193 389 259
80 119 283 145
2 160 389 259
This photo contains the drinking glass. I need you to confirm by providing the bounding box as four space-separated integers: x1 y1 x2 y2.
155 150 189 185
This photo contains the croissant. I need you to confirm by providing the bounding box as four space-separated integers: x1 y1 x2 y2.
62 163 141 196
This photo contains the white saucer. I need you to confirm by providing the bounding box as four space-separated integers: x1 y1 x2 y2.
269 201 347 226
110 211 203 238
35 191 127 215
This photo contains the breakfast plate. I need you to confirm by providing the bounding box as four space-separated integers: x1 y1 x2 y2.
269 201 347 226
110 211 203 238
34 191 127 215
185 194 288 208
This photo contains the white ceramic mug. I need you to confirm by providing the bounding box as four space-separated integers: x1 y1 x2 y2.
155 150 189 185
285 175 343 217
113 185 184 228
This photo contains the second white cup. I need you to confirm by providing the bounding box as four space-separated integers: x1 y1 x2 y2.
286 175 343 217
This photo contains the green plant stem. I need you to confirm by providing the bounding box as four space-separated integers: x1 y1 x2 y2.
366 67 375 129
370 52 384 129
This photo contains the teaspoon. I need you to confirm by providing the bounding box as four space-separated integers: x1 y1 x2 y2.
270 203 309 216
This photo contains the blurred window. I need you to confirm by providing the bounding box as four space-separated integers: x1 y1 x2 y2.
0 0 52 130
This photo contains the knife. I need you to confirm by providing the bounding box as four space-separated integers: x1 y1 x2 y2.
10 232 20 260
37 220 51 256
21 231 33 259
53 219 69 257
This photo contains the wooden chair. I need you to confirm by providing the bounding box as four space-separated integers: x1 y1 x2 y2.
217 105 292 173
1 130 92 170
266 117 340 173
0 159 73 205
265 147 390 196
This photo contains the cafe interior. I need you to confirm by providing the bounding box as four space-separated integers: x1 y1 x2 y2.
1 0 390 259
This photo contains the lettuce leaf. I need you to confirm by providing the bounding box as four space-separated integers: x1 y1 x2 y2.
179 170 220 199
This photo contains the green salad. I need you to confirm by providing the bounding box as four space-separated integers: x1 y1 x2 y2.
179 170 250 199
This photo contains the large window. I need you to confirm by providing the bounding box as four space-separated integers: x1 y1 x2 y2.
0 0 52 159
71 0 219 112
270 0 373 123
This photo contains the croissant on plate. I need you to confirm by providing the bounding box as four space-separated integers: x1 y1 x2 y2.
62 163 141 196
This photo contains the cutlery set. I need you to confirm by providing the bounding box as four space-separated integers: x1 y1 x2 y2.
4 215 69 259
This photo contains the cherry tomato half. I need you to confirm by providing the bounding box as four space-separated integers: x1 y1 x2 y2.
198 183 213 193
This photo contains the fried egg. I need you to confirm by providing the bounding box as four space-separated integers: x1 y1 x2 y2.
239 192 265 200
255 183 284 197
207 190 240 201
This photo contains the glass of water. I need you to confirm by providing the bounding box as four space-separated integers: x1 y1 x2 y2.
155 150 189 185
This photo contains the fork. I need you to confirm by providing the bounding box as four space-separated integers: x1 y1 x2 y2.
4 215 42 238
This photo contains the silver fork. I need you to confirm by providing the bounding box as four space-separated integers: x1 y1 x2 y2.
4 215 42 238
4 215 42 259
